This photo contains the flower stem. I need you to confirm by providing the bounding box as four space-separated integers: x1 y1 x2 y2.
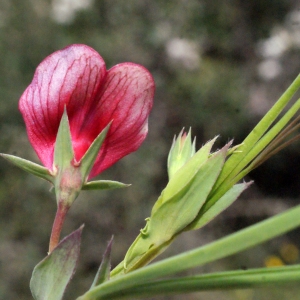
49 202 69 253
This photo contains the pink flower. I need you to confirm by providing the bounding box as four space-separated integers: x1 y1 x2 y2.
19 44 155 179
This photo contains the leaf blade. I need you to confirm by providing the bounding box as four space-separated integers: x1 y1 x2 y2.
0 153 53 182
30 226 83 300
82 180 130 191
188 182 251 230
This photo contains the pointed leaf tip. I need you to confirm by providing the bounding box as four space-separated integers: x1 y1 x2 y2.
54 109 74 170
0 153 53 182
188 182 252 230
80 122 112 180
91 236 114 288
82 180 130 190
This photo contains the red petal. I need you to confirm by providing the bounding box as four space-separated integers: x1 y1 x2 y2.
71 63 155 178
19 44 106 170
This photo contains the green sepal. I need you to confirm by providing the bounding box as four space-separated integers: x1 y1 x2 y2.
122 145 228 273
79 122 111 180
30 225 83 300
163 137 218 201
0 153 53 183
90 237 113 289
82 180 130 191
167 128 196 179
54 108 74 170
53 109 81 206
152 137 217 215
187 181 252 230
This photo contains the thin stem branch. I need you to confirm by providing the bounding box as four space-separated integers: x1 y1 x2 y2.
49 202 70 253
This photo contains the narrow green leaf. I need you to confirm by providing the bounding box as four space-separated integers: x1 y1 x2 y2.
107 265 300 299
30 226 83 300
212 74 300 196
91 237 113 289
54 108 74 169
0 153 53 182
79 123 111 179
188 182 251 230
84 204 300 299
82 180 130 191
231 98 300 184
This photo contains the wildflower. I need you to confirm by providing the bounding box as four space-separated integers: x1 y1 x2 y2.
19 44 155 179
9 44 155 252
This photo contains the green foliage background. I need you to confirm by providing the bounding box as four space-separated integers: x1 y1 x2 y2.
0 1 300 299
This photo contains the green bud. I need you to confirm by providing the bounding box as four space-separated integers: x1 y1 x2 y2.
118 142 229 274
167 129 196 179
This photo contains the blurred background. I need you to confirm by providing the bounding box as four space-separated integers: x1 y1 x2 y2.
1 0 300 299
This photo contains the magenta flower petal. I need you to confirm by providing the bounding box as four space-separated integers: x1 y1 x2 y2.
19 44 155 178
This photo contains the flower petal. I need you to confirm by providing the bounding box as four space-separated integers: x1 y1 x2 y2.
71 63 154 178
19 44 106 170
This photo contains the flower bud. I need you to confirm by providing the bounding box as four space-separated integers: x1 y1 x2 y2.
167 129 195 179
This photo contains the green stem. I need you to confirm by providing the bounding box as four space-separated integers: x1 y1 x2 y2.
225 97 300 187
78 204 300 300
105 265 300 299
201 94 300 216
